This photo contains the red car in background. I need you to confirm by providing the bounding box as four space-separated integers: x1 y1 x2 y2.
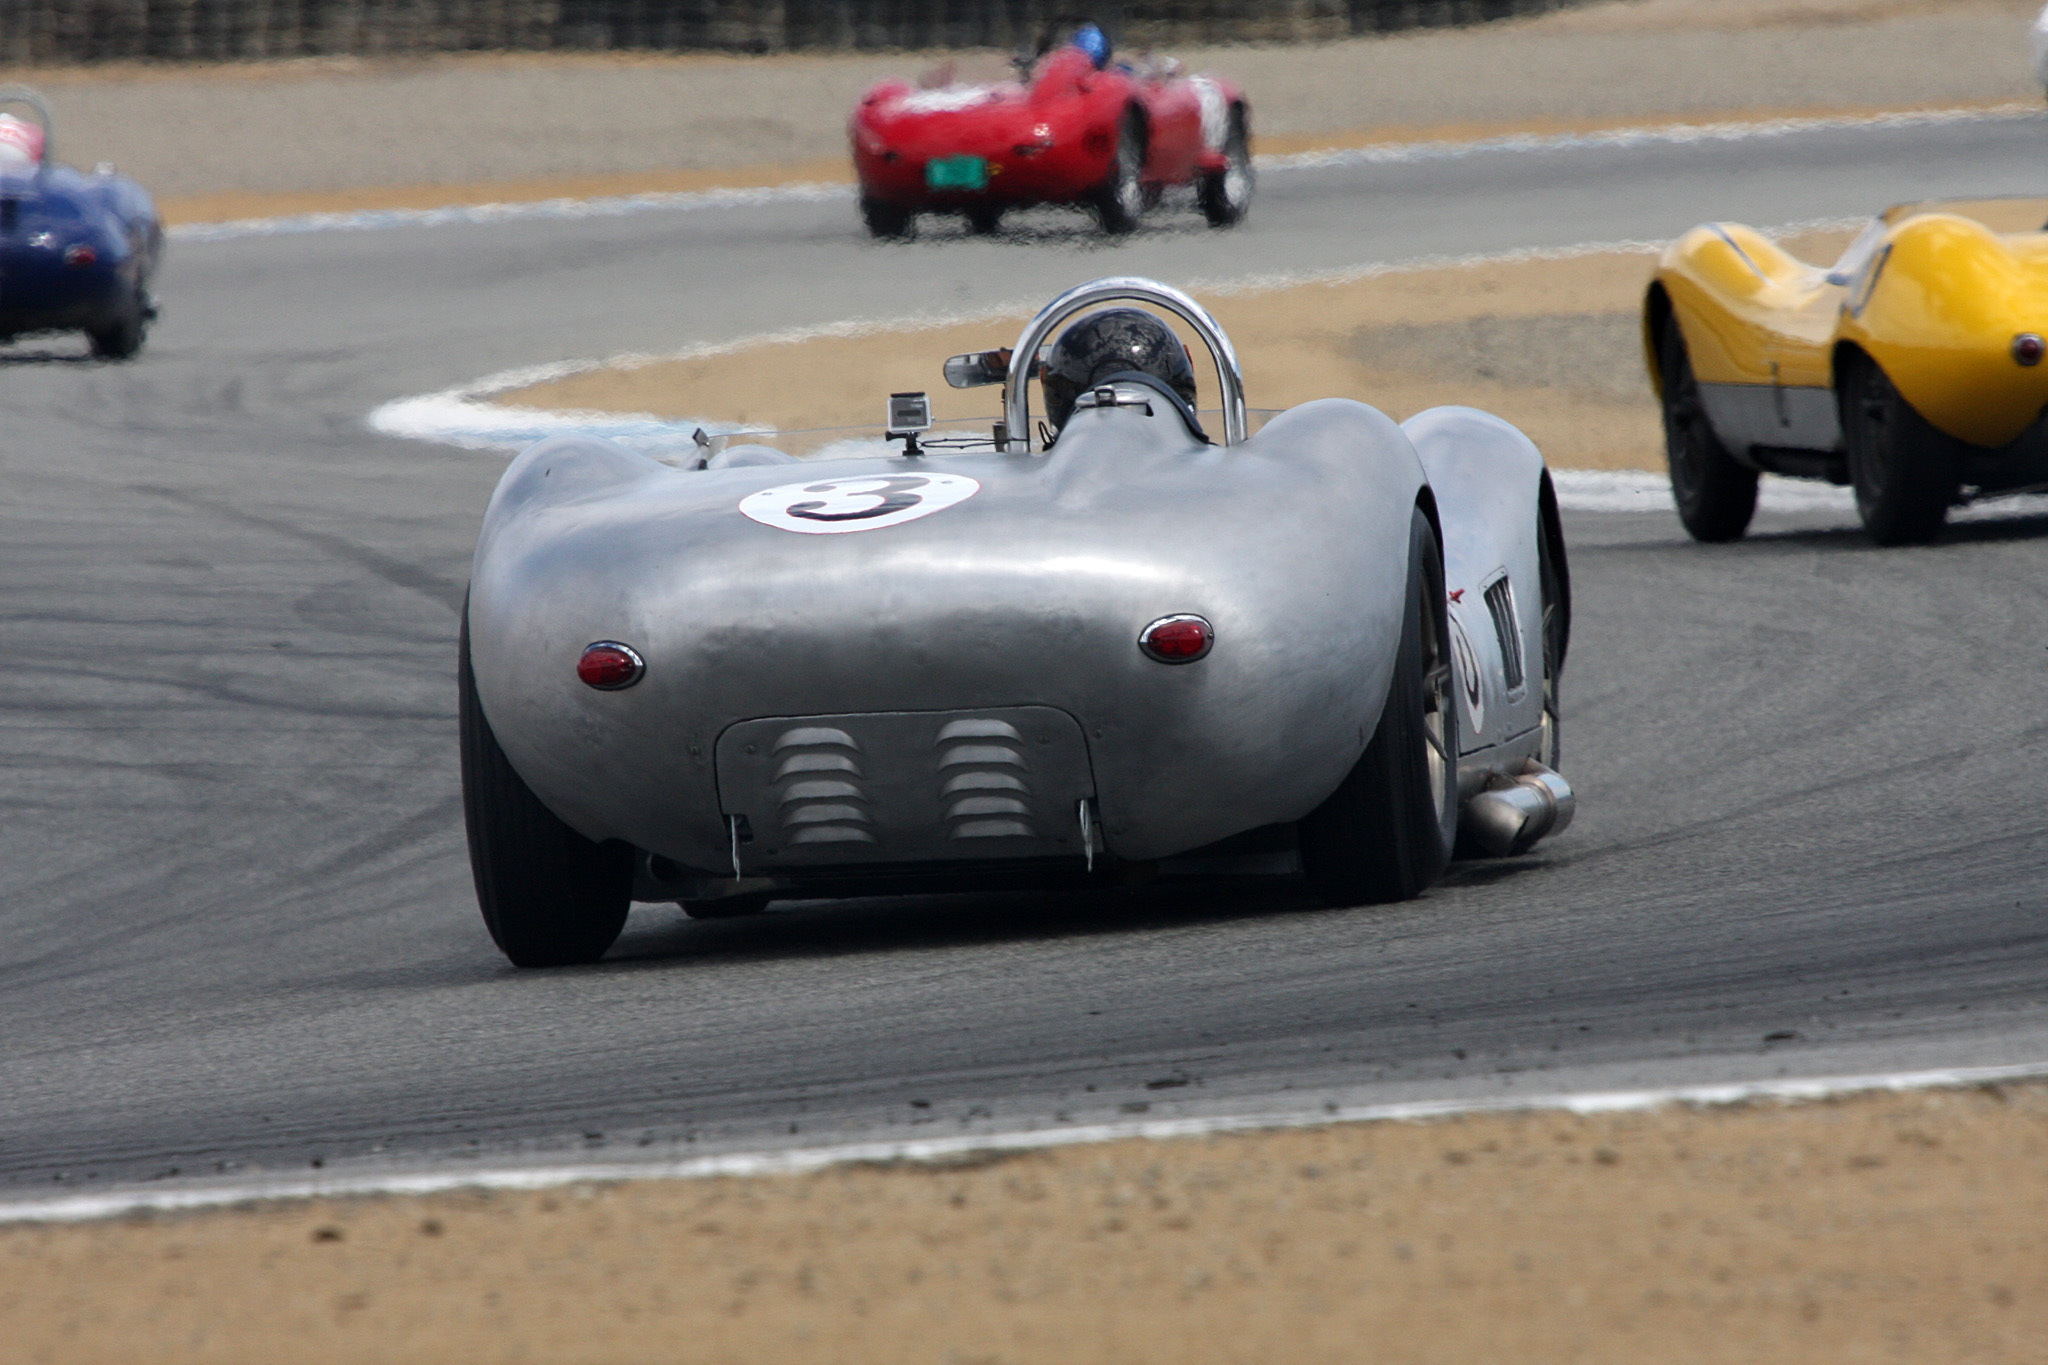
849 41 1252 238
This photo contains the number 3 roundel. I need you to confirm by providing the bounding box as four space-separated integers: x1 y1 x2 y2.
739 473 980 535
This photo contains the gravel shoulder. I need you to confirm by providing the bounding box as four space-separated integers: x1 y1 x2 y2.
8 1082 2043 1364
0 0 2036 205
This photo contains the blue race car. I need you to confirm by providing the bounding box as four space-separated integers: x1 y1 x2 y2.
0 88 161 359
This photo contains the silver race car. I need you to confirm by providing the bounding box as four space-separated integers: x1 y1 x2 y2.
460 278 1574 966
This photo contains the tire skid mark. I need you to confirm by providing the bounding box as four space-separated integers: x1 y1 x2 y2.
132 484 465 612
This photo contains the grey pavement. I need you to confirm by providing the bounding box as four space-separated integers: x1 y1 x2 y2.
1 112 2045 1192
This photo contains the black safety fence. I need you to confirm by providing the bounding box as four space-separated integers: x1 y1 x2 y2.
0 0 1582 64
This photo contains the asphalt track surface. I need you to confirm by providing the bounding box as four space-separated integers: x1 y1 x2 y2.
5 113 2047 1193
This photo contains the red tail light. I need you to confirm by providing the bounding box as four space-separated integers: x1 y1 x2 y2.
2014 333 2045 367
62 244 94 267
1138 614 1213 664
577 641 644 690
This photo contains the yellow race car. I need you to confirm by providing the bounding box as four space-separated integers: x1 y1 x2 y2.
1644 197 2048 544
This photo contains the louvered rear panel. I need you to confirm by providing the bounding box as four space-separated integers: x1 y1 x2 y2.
715 707 1094 869
1483 576 1524 694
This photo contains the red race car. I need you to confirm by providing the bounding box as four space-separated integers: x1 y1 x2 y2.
849 25 1252 239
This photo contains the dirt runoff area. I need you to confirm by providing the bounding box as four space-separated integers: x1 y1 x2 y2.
5 1081 2044 1364
0 0 2034 218
496 229 1858 470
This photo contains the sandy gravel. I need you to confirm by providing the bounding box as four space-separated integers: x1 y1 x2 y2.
0 0 2036 203
6 1081 2043 1364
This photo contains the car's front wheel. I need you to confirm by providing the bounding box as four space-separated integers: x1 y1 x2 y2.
459 604 633 967
1299 508 1460 906
1657 316 1757 542
861 196 914 240
1198 105 1253 228
1092 110 1146 235
1838 351 1961 546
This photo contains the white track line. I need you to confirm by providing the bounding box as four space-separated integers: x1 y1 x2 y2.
1261 102 2044 173
368 306 1040 455
2 1059 2042 1226
1554 469 2048 520
364 233 1726 454
170 104 2039 243
169 181 852 243
360 223 1809 459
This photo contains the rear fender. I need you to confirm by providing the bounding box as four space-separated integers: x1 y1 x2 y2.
472 436 668 601
1400 406 1552 773
1837 212 2048 447
1653 225 1794 388
480 435 662 526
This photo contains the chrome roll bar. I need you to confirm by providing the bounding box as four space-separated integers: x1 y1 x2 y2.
1003 276 1247 451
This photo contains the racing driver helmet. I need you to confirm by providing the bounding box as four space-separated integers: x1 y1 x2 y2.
1072 21 1112 70
1041 307 1198 430
0 113 44 169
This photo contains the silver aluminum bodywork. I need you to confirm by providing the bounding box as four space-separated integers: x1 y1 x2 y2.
1402 405 1557 792
467 279 1567 888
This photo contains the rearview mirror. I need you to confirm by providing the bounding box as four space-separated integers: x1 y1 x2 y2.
943 349 1012 388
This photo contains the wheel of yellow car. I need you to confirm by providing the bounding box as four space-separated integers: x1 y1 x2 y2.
1657 318 1758 542
1837 353 1962 547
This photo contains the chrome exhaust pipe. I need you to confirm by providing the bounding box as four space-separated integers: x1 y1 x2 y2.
1463 761 1574 857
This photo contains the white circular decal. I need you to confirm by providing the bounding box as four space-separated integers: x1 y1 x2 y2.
1449 616 1485 734
739 473 981 535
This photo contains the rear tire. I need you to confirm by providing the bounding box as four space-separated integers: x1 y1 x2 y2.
1092 111 1146 235
1198 105 1253 227
861 196 914 240
1658 317 1757 542
459 604 632 967
1299 508 1460 905
1838 352 1960 546
87 286 147 360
